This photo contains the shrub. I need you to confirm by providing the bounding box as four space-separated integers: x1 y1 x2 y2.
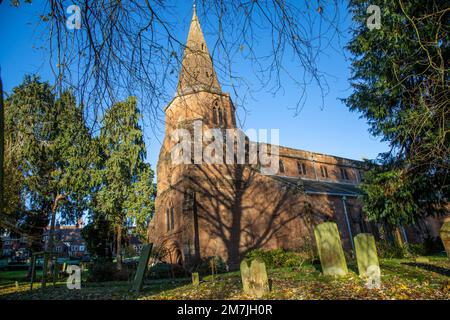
406 243 427 257
377 237 445 259
191 256 227 275
294 236 318 262
245 249 306 269
422 236 445 255
376 242 409 259
147 262 185 279
88 260 134 282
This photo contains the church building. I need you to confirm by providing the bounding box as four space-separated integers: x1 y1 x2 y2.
148 6 445 269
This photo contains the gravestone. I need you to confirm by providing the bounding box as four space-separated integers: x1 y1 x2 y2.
131 243 153 292
240 259 269 298
354 233 380 278
314 222 348 277
240 260 251 294
415 257 430 264
440 221 450 259
192 272 200 286
250 259 269 298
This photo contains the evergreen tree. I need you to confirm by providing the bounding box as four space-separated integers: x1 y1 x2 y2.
4 76 96 252
345 1 449 225
96 96 154 269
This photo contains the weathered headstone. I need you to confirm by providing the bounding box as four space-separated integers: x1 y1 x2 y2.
365 265 381 289
314 222 348 277
250 259 269 298
240 259 269 298
192 272 200 286
440 221 450 260
131 243 153 292
354 233 380 278
415 256 430 264
240 260 251 294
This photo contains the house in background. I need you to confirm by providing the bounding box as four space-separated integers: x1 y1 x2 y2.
42 224 88 259
0 235 30 261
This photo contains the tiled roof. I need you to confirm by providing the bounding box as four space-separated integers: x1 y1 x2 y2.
271 176 363 197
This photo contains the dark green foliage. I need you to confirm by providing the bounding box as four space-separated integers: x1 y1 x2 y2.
147 263 185 279
376 242 409 259
191 256 227 275
4 76 96 251
245 249 306 269
407 237 445 257
87 260 133 282
345 1 449 225
94 96 155 267
81 215 114 259
375 238 444 259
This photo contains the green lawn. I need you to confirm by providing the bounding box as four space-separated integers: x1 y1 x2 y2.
0 256 448 300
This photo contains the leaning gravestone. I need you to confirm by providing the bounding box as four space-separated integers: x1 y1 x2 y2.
131 243 153 292
440 221 450 260
354 233 380 278
314 222 348 277
240 259 269 298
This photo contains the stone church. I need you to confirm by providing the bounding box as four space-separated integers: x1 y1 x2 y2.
148 7 445 269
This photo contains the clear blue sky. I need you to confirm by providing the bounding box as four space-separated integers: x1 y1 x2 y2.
0 2 389 176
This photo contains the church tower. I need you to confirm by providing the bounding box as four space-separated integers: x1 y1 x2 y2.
151 5 237 265
157 5 236 193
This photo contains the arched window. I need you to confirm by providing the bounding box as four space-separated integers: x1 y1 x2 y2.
170 208 175 230
320 165 328 178
166 208 170 232
212 106 217 124
222 108 226 125
297 161 307 175
279 160 285 174
340 168 349 180
218 107 223 125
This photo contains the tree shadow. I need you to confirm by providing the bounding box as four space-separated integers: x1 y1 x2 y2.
151 120 356 271
401 262 450 277
163 158 335 271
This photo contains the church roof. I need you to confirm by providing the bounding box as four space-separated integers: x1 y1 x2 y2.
176 5 222 95
272 176 363 197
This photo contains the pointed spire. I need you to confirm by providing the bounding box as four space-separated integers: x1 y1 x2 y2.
176 5 221 95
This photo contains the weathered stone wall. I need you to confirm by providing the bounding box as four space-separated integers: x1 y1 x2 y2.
149 159 369 269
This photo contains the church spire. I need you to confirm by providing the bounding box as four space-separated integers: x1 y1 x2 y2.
176 5 221 95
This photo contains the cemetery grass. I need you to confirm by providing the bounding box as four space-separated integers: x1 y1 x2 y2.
0 256 448 300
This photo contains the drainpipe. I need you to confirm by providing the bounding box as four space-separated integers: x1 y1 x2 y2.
312 158 318 181
342 196 355 252
400 225 408 244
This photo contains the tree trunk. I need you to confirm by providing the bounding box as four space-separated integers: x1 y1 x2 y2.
48 194 64 253
116 224 122 270
45 194 64 282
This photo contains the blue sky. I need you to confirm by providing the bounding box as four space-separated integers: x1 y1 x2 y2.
0 1 389 176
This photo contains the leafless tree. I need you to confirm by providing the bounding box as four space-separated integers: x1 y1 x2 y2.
6 0 344 132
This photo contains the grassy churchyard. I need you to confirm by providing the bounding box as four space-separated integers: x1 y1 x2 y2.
0 256 448 300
